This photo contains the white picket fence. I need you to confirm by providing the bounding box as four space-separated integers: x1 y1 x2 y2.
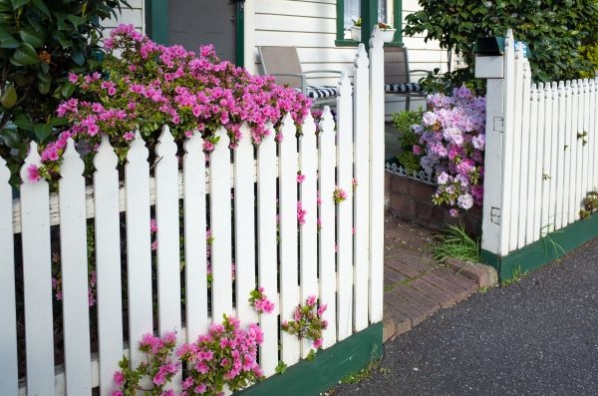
481 30 598 256
0 32 386 395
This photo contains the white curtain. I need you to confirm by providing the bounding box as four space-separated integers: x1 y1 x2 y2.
344 0 387 30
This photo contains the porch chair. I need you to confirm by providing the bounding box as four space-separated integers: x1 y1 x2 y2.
257 46 343 106
384 47 430 111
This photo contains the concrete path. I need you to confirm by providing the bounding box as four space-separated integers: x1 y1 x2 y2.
334 236 598 395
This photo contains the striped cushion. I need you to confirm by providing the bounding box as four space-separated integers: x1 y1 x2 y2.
304 86 338 100
385 82 423 94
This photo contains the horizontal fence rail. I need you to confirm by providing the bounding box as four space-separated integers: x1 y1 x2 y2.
0 33 386 395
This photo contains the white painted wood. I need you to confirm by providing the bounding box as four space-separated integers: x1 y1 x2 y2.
540 84 553 235
582 79 591 199
336 72 354 341
20 142 55 395
369 27 385 322
124 131 154 368
93 135 123 396
154 126 183 338
352 43 370 332
299 111 319 356
515 62 538 247
589 80 597 191
554 81 567 229
578 79 589 221
277 114 300 363
569 80 580 225
184 131 209 342
532 83 544 242
548 82 560 232
59 139 92 394
233 123 258 328
563 81 577 226
318 107 338 348
510 44 525 250
209 127 234 319
0 154 18 396
257 123 279 376
524 82 538 244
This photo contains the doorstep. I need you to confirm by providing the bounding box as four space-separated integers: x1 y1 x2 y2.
382 214 498 342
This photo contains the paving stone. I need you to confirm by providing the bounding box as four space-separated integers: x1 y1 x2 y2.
432 267 478 292
387 259 423 279
389 285 440 325
419 272 473 302
385 292 429 327
409 277 457 308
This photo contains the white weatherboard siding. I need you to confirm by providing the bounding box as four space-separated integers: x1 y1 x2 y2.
103 0 145 32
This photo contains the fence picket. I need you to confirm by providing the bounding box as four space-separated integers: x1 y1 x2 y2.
257 123 279 375
525 83 538 243
184 131 209 341
582 79 591 198
336 73 354 341
233 123 258 328
299 111 319 355
125 132 154 368
590 80 598 190
532 83 545 242
540 84 554 234
278 114 300 363
511 45 526 250
548 82 559 231
209 127 234 320
369 27 385 323
353 44 371 332
318 107 338 348
570 80 581 224
20 142 55 395
94 136 124 395
0 155 18 395
555 81 567 229
59 139 92 394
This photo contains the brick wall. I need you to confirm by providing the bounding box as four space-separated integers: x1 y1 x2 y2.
385 172 482 238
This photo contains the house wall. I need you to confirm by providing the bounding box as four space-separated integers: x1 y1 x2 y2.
102 0 145 35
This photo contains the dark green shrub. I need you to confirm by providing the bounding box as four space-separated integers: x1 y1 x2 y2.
404 0 598 83
391 110 424 173
0 0 130 183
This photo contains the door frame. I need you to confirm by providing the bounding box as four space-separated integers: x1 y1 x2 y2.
146 0 245 67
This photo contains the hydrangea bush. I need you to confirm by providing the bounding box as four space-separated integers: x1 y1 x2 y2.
34 24 312 181
413 86 486 216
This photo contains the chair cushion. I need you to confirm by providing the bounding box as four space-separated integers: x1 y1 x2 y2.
385 82 423 94
305 86 338 100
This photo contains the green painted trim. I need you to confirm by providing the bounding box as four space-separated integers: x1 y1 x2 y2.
336 0 403 48
239 323 383 396
236 2 244 67
146 0 169 45
481 212 598 282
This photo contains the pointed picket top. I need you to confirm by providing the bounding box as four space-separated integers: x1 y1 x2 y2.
60 139 84 178
565 80 572 98
215 125 230 148
514 41 526 59
0 150 9 184
369 25 383 50
583 78 590 93
589 79 595 92
184 129 203 157
237 122 252 150
94 134 118 171
301 110 316 136
338 72 351 98
530 83 538 100
537 82 545 99
354 43 369 69
319 106 335 135
127 130 149 163
280 112 295 137
20 141 42 184
523 59 531 81
505 29 514 47
156 124 177 158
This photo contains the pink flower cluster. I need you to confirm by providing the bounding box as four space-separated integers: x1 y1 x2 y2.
249 286 276 314
112 332 180 395
281 295 328 352
415 86 486 215
333 187 348 204
177 315 265 395
37 24 312 180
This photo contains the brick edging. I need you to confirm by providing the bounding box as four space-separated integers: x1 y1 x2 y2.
443 258 498 289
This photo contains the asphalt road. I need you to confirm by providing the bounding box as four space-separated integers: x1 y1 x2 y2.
333 238 598 396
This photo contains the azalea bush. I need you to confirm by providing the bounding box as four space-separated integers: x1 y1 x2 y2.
33 23 312 182
281 295 328 356
413 87 486 216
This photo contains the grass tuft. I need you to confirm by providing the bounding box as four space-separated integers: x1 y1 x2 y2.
433 224 480 263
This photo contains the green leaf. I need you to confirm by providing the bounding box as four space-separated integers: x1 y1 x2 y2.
37 72 51 94
52 31 73 49
33 123 52 142
0 37 20 49
48 117 69 127
13 114 35 131
61 82 77 98
19 29 44 48
10 42 40 66
31 0 50 17
71 51 84 66
0 86 17 109
11 0 30 9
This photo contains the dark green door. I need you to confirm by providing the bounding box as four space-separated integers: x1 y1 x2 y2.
168 0 237 62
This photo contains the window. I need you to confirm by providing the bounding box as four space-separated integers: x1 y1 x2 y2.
336 0 402 46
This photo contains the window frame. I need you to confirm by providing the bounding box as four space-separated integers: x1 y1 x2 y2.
335 0 403 47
